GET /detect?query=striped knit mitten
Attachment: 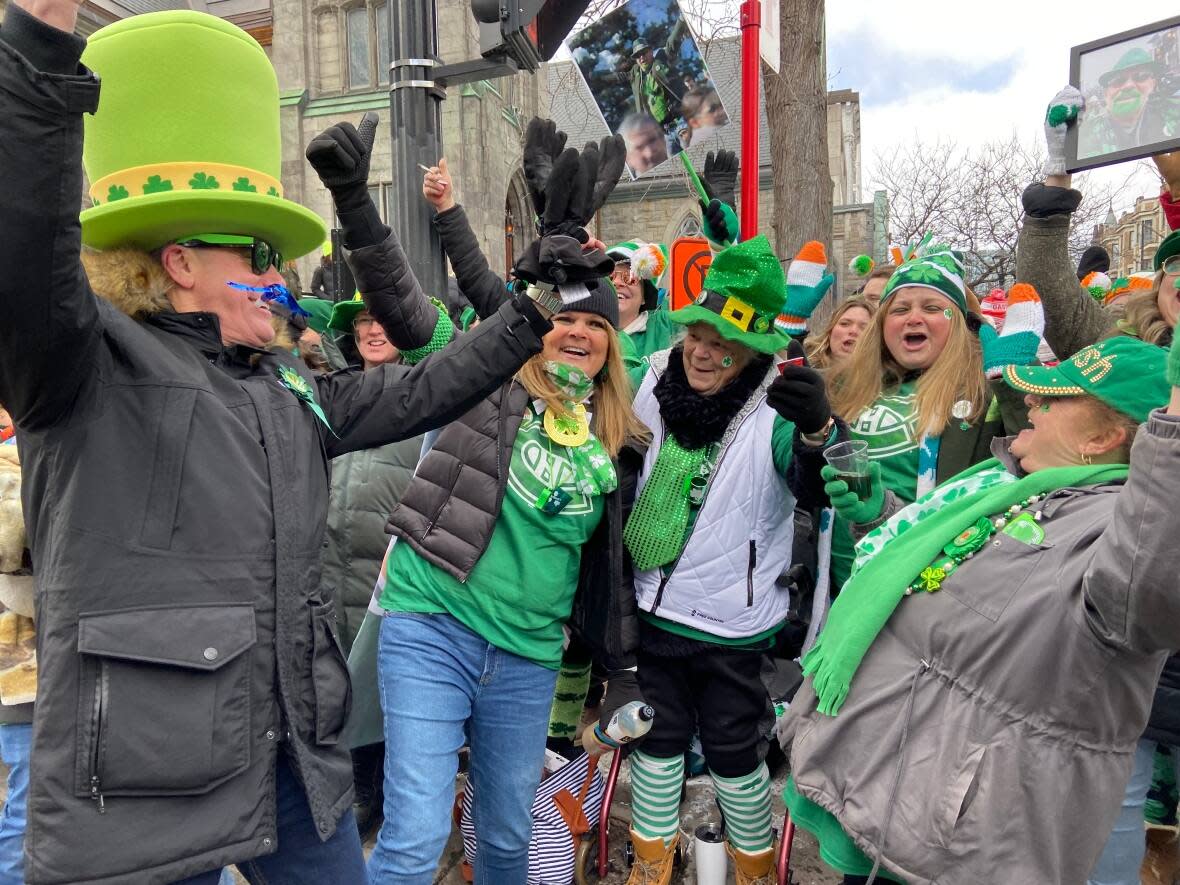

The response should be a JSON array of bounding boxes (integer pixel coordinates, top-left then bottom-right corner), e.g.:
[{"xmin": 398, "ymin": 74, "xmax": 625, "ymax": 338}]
[
  {"xmin": 776, "ymin": 241, "xmax": 835, "ymax": 336},
  {"xmin": 980, "ymin": 283, "xmax": 1045, "ymax": 378}
]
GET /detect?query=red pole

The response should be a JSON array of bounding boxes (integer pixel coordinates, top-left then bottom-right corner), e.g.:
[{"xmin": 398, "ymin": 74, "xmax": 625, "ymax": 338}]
[{"xmin": 739, "ymin": 0, "xmax": 761, "ymax": 240}]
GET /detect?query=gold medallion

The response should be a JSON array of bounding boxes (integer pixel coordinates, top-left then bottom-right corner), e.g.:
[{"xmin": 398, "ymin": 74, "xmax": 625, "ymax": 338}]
[{"xmin": 543, "ymin": 404, "xmax": 590, "ymax": 447}]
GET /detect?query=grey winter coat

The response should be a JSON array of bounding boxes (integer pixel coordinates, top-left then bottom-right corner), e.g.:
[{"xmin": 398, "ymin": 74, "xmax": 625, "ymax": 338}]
[
  {"xmin": 322, "ymin": 436, "xmax": 422, "ymax": 653},
  {"xmin": 781, "ymin": 423, "xmax": 1180, "ymax": 885},
  {"xmin": 0, "ymin": 10, "xmax": 550, "ymax": 883},
  {"xmin": 1016, "ymin": 182, "xmax": 1180, "ymax": 748}
]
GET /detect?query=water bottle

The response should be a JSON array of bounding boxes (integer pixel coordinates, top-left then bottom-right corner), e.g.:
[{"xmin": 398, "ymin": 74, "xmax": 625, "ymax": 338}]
[{"xmin": 593, "ymin": 700, "xmax": 655, "ymax": 749}]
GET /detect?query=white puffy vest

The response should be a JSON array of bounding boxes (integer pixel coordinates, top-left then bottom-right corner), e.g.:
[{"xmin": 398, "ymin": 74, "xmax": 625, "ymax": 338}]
[{"xmin": 632, "ymin": 351, "xmax": 796, "ymax": 639}]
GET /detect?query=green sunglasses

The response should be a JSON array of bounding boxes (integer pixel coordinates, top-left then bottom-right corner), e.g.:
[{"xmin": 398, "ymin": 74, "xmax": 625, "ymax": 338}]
[{"xmin": 178, "ymin": 234, "xmax": 284, "ymax": 275}]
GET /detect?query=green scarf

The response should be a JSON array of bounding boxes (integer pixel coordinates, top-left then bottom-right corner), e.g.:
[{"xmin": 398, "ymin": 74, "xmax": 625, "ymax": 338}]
[
  {"xmin": 623, "ymin": 437, "xmax": 709, "ymax": 571},
  {"xmin": 544, "ymin": 361, "xmax": 595, "ymax": 402},
  {"xmin": 541, "ymin": 361, "xmax": 617, "ymax": 497},
  {"xmin": 802, "ymin": 457, "xmax": 1129, "ymax": 716}
]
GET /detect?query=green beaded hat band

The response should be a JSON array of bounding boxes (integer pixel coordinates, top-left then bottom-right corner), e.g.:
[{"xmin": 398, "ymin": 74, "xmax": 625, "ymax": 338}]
[{"xmin": 1003, "ymin": 336, "xmax": 1169, "ymax": 424}]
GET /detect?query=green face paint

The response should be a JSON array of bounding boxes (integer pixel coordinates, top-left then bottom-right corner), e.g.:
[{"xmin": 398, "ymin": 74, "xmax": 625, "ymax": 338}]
[
  {"xmin": 1173, "ymin": 277, "xmax": 1180, "ymax": 291},
  {"xmin": 1039, "ymin": 403, "xmax": 1051, "ymax": 412}
]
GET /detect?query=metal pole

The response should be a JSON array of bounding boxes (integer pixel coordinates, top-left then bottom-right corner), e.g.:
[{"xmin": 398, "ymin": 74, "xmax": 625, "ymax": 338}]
[
  {"xmin": 388, "ymin": 1, "xmax": 447, "ymax": 300},
  {"xmin": 739, "ymin": 0, "xmax": 761, "ymax": 240}
]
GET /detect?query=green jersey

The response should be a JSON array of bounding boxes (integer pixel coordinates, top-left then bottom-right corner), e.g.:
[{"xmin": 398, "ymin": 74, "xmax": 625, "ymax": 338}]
[
  {"xmin": 830, "ymin": 381, "xmax": 920, "ymax": 588},
  {"xmin": 381, "ymin": 404, "xmax": 605, "ymax": 668}
]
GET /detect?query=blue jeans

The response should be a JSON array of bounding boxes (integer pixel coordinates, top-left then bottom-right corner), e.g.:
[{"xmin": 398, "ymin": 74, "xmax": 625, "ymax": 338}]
[
  {"xmin": 1089, "ymin": 739, "xmax": 1180, "ymax": 885},
  {"xmin": 171, "ymin": 753, "xmax": 367, "ymax": 885},
  {"xmin": 0, "ymin": 723, "xmax": 31, "ymax": 885},
  {"xmin": 368, "ymin": 612, "xmax": 558, "ymax": 884}
]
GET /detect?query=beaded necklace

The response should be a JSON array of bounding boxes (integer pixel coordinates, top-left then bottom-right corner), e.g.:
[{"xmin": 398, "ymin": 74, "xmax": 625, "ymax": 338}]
[{"xmin": 907, "ymin": 494, "xmax": 1045, "ymax": 594}]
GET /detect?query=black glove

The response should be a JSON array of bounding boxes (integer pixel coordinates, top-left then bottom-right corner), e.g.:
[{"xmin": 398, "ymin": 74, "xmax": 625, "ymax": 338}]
[
  {"xmin": 767, "ymin": 365, "xmax": 831, "ymax": 435},
  {"xmin": 306, "ymin": 112, "xmax": 387, "ymax": 249},
  {"xmin": 522, "ymin": 117, "xmax": 568, "ymax": 219},
  {"xmin": 596, "ymin": 670, "xmax": 646, "ymax": 754},
  {"xmin": 1020, "ymin": 181, "xmax": 1082, "ymax": 219},
  {"xmin": 306, "ymin": 111, "xmax": 379, "ymax": 211},
  {"xmin": 703, "ymin": 198, "xmax": 735, "ymax": 245},
  {"xmin": 702, "ymin": 149, "xmax": 738, "ymax": 208}
]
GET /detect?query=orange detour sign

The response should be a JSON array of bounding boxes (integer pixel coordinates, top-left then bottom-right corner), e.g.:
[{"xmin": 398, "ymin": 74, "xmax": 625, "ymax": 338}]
[{"xmin": 669, "ymin": 237, "xmax": 712, "ymax": 311}]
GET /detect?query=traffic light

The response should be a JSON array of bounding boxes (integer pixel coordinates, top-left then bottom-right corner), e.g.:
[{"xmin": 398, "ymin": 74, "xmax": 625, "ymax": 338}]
[{"xmin": 471, "ymin": 1, "xmax": 592, "ymax": 71}]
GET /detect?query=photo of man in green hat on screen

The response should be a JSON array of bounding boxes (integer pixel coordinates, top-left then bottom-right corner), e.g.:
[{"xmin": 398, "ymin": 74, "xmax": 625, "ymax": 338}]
[
  {"xmin": 0, "ymin": 1, "xmax": 557, "ymax": 882},
  {"xmin": 1079, "ymin": 44, "xmax": 1180, "ymax": 158}
]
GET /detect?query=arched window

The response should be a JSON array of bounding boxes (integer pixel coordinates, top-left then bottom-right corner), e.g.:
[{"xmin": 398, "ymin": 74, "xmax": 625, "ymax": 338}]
[{"xmin": 671, "ymin": 211, "xmax": 702, "ymax": 242}]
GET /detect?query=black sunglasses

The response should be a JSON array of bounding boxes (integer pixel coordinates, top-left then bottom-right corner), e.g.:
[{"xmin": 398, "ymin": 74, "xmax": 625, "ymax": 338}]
[{"xmin": 178, "ymin": 236, "xmax": 284, "ymax": 275}]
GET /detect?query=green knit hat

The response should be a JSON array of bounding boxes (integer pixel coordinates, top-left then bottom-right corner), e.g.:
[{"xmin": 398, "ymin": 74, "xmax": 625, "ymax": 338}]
[
  {"xmin": 881, "ymin": 246, "xmax": 968, "ymax": 314},
  {"xmin": 1154, "ymin": 229, "xmax": 1180, "ymax": 272},
  {"xmin": 79, "ymin": 11, "xmax": 326, "ymax": 258},
  {"xmin": 1004, "ymin": 336, "xmax": 1168, "ymax": 424},
  {"xmin": 296, "ymin": 297, "xmax": 333, "ymax": 335},
  {"xmin": 669, "ymin": 234, "xmax": 791, "ymax": 355},
  {"xmin": 328, "ymin": 292, "xmax": 366, "ymax": 333}
]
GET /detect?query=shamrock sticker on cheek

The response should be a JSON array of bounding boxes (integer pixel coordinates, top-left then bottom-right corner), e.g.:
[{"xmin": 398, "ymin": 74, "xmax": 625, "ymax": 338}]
[{"xmin": 943, "ymin": 308, "xmax": 953, "ymax": 320}]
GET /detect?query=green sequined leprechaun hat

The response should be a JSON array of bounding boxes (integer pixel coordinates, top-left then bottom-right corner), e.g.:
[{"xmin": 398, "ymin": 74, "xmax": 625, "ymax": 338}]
[
  {"xmin": 79, "ymin": 11, "xmax": 326, "ymax": 258},
  {"xmin": 669, "ymin": 234, "xmax": 791, "ymax": 355}
]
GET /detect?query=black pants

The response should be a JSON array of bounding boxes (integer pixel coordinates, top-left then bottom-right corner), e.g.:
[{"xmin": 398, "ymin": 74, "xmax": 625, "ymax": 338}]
[{"xmin": 636, "ymin": 645, "xmax": 771, "ymax": 777}]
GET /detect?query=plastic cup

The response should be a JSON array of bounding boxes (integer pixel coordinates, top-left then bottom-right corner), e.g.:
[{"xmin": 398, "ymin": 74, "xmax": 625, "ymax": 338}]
[{"xmin": 823, "ymin": 440, "xmax": 872, "ymax": 501}]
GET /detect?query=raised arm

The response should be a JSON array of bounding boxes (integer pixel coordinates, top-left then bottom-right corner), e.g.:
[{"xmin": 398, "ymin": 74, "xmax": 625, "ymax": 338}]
[
  {"xmin": 319, "ymin": 290, "xmax": 551, "ymax": 456},
  {"xmin": 1082, "ymin": 343, "xmax": 1180, "ymax": 654},
  {"xmin": 0, "ymin": 2, "xmax": 104, "ymax": 431},
  {"xmin": 423, "ymin": 159, "xmax": 512, "ymax": 320}
]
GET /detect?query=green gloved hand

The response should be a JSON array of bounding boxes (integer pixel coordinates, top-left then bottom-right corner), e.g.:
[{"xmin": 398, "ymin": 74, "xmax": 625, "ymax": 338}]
[
  {"xmin": 1168, "ymin": 307, "xmax": 1180, "ymax": 388},
  {"xmin": 821, "ymin": 462, "xmax": 884, "ymax": 524}
]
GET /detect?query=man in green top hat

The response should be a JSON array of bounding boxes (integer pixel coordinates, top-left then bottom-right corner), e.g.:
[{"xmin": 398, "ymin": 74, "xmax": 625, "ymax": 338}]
[
  {"xmin": 0, "ymin": 2, "xmax": 559, "ymax": 882},
  {"xmin": 1080, "ymin": 46, "xmax": 1180, "ymax": 157}
]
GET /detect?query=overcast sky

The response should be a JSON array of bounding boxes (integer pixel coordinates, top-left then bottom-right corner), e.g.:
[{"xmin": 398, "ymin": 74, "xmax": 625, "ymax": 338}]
[{"xmin": 825, "ymin": 0, "xmax": 1178, "ymax": 212}]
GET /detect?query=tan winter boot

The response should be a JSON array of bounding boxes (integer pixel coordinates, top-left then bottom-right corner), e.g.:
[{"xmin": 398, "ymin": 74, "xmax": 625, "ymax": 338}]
[
  {"xmin": 727, "ymin": 841, "xmax": 777, "ymax": 885},
  {"xmin": 1141, "ymin": 827, "xmax": 1180, "ymax": 885},
  {"xmin": 625, "ymin": 830, "xmax": 678, "ymax": 885}
]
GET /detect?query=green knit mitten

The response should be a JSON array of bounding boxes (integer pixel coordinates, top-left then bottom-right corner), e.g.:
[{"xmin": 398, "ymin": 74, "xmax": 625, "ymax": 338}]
[
  {"xmin": 1168, "ymin": 315, "xmax": 1180, "ymax": 388},
  {"xmin": 979, "ymin": 283, "xmax": 1044, "ymax": 379}
]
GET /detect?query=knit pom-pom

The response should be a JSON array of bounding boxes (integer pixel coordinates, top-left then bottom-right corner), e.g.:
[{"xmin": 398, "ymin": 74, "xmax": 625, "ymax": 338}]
[
  {"xmin": 848, "ymin": 254, "xmax": 874, "ymax": 277},
  {"xmin": 1006, "ymin": 283, "xmax": 1041, "ymax": 306},
  {"xmin": 631, "ymin": 242, "xmax": 667, "ymax": 282},
  {"xmin": 1081, "ymin": 271, "xmax": 1111, "ymax": 294}
]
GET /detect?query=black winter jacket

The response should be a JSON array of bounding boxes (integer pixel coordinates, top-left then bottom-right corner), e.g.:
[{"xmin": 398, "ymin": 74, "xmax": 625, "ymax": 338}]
[{"xmin": 0, "ymin": 9, "xmax": 550, "ymax": 883}]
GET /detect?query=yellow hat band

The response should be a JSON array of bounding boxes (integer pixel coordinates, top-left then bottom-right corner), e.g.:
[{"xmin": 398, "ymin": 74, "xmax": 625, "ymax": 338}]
[{"xmin": 89, "ymin": 162, "xmax": 284, "ymax": 207}]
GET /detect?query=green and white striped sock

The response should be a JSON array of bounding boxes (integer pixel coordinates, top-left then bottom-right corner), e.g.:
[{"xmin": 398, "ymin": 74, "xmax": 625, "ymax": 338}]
[
  {"xmin": 546, "ymin": 658, "xmax": 591, "ymax": 741},
  {"xmin": 710, "ymin": 762, "xmax": 773, "ymax": 853},
  {"xmin": 629, "ymin": 750, "xmax": 684, "ymax": 845}
]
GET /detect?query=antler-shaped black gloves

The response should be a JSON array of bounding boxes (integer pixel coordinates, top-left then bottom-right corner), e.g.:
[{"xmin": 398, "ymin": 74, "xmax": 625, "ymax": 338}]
[
  {"xmin": 701, "ymin": 148, "xmax": 738, "ymax": 210},
  {"xmin": 522, "ymin": 117, "xmax": 568, "ymax": 220},
  {"xmin": 516, "ymin": 119, "xmax": 626, "ymax": 287}
]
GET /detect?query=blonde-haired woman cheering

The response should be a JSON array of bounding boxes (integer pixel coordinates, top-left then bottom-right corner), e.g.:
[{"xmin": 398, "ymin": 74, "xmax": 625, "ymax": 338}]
[
  {"xmin": 804, "ymin": 295, "xmax": 876, "ymax": 371},
  {"xmin": 822, "ymin": 248, "xmax": 1026, "ymax": 587}
]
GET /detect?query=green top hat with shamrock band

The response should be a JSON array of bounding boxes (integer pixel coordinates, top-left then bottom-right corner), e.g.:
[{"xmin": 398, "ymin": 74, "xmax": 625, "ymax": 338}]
[
  {"xmin": 79, "ymin": 11, "xmax": 326, "ymax": 258},
  {"xmin": 669, "ymin": 234, "xmax": 791, "ymax": 355},
  {"xmin": 881, "ymin": 245, "xmax": 968, "ymax": 315}
]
